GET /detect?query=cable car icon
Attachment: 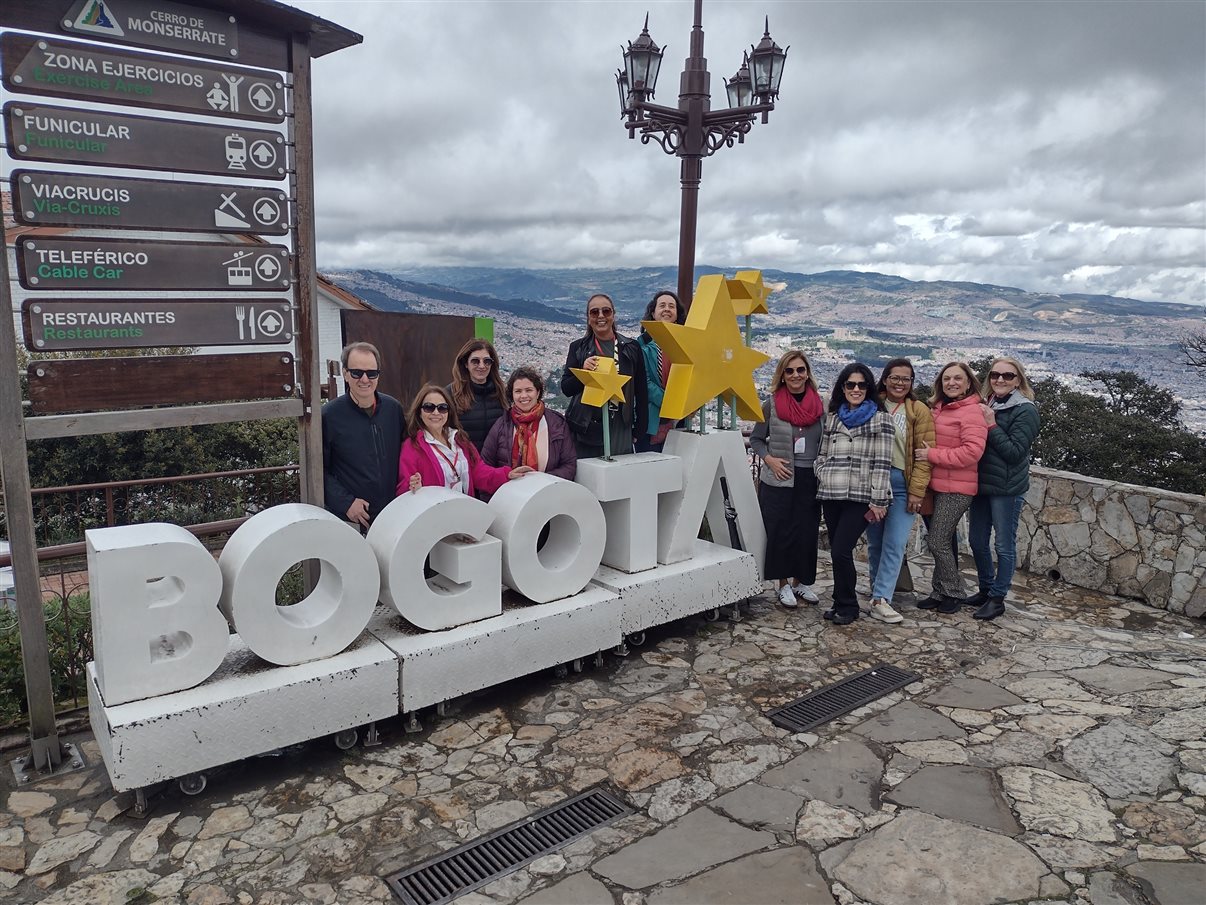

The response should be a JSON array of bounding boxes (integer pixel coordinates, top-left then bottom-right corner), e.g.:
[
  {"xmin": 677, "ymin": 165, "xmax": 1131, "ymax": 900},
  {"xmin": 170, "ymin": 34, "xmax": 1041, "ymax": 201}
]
[
  {"xmin": 225, "ymin": 133, "xmax": 247, "ymax": 170},
  {"xmin": 223, "ymin": 251, "xmax": 254, "ymax": 286}
]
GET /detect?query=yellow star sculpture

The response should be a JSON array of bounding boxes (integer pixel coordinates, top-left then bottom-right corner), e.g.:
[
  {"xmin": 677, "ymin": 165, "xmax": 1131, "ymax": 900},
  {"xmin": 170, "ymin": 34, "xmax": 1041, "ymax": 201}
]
[
  {"xmin": 729, "ymin": 270, "xmax": 770, "ymax": 316},
  {"xmin": 642, "ymin": 274, "xmax": 770, "ymax": 421},
  {"xmin": 569, "ymin": 355, "xmax": 631, "ymax": 408}
]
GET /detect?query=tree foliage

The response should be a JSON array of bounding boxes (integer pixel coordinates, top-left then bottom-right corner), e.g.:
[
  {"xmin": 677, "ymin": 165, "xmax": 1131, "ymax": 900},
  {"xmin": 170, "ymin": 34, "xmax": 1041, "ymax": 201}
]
[
  {"xmin": 1180, "ymin": 329, "xmax": 1206, "ymax": 372},
  {"xmin": 1030, "ymin": 375, "xmax": 1205, "ymax": 496},
  {"xmin": 1080, "ymin": 369, "xmax": 1181, "ymax": 426}
]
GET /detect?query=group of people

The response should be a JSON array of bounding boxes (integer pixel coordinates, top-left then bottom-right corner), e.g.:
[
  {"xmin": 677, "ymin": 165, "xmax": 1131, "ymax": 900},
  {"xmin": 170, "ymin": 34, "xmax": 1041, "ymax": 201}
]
[
  {"xmin": 320, "ymin": 290, "xmax": 686, "ymax": 524},
  {"xmin": 752, "ymin": 351, "xmax": 1040, "ymax": 625},
  {"xmin": 321, "ymin": 299, "xmax": 1039, "ymax": 628}
]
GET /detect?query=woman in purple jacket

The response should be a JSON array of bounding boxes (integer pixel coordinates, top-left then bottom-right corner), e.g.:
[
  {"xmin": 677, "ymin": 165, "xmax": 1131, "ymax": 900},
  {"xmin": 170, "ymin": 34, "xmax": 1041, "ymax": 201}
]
[{"xmin": 482, "ymin": 367, "xmax": 577, "ymax": 480}]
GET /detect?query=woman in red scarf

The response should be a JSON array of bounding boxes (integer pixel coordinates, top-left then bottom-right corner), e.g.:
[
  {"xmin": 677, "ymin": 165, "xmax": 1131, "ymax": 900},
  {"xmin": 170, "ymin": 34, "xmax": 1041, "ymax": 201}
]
[
  {"xmin": 749, "ymin": 351, "xmax": 826, "ymax": 608},
  {"xmin": 482, "ymin": 367, "xmax": 577, "ymax": 480}
]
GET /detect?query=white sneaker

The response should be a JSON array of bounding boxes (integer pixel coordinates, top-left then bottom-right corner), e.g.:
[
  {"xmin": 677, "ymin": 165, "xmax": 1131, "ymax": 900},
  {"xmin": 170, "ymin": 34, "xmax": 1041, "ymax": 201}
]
[
  {"xmin": 777, "ymin": 585, "xmax": 798, "ymax": 608},
  {"xmin": 869, "ymin": 598, "xmax": 904, "ymax": 624},
  {"xmin": 792, "ymin": 584, "xmax": 820, "ymax": 604}
]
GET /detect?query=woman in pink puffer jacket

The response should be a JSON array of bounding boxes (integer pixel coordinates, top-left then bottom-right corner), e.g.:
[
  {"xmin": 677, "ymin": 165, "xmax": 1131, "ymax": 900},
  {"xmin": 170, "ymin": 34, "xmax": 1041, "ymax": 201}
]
[{"xmin": 915, "ymin": 362, "xmax": 988, "ymax": 613}]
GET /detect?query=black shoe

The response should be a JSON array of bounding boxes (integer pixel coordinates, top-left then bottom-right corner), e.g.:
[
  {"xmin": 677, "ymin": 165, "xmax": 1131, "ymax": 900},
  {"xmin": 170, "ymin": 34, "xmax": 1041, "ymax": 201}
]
[
  {"xmin": 917, "ymin": 595, "xmax": 942, "ymax": 610},
  {"xmin": 963, "ymin": 589, "xmax": 991, "ymax": 608},
  {"xmin": 823, "ymin": 609, "xmax": 836, "ymax": 621},
  {"xmin": 937, "ymin": 596, "xmax": 962, "ymax": 614},
  {"xmin": 973, "ymin": 596, "xmax": 1006, "ymax": 620},
  {"xmin": 830, "ymin": 611, "xmax": 858, "ymax": 625}
]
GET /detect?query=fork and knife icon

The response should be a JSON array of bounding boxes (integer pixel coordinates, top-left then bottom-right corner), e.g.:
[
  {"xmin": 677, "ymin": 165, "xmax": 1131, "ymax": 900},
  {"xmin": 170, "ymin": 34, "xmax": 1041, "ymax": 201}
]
[{"xmin": 235, "ymin": 305, "xmax": 257, "ymax": 340}]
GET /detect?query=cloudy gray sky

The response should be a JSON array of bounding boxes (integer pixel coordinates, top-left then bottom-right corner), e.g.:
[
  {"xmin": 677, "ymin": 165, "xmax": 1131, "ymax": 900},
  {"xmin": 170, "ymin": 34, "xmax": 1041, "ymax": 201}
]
[{"xmin": 293, "ymin": 0, "xmax": 1206, "ymax": 306}]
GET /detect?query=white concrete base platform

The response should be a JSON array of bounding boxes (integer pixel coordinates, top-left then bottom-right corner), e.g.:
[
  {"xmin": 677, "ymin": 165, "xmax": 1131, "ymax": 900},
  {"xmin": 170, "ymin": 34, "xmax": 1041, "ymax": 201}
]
[
  {"xmin": 88, "ymin": 633, "xmax": 399, "ymax": 792},
  {"xmin": 592, "ymin": 540, "xmax": 763, "ymax": 635},
  {"xmin": 367, "ymin": 586, "xmax": 623, "ymax": 713}
]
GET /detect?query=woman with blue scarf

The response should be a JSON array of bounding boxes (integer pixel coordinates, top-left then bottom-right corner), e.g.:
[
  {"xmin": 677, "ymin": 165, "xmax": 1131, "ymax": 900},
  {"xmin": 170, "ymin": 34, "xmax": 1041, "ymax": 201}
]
[{"xmin": 814, "ymin": 362, "xmax": 894, "ymax": 625}]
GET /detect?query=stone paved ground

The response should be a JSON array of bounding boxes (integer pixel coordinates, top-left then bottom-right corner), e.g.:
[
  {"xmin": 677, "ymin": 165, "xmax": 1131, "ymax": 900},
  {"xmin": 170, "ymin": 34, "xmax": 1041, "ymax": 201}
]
[{"xmin": 1, "ymin": 556, "xmax": 1204, "ymax": 905}]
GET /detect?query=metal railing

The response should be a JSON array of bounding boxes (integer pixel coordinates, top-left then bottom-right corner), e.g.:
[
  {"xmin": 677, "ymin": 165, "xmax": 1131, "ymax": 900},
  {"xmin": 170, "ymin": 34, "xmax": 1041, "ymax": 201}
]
[{"xmin": 0, "ymin": 466, "xmax": 300, "ymax": 729}]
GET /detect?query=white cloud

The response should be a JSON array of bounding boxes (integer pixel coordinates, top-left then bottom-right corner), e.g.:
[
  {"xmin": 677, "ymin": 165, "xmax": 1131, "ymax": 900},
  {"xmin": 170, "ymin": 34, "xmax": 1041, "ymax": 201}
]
[{"xmin": 294, "ymin": 0, "xmax": 1206, "ymax": 305}]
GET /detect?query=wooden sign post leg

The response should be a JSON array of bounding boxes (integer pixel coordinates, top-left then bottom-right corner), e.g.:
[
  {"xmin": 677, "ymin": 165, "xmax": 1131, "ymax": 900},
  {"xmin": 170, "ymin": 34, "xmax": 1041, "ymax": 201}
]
[{"xmin": 0, "ymin": 222, "xmax": 64, "ymax": 776}]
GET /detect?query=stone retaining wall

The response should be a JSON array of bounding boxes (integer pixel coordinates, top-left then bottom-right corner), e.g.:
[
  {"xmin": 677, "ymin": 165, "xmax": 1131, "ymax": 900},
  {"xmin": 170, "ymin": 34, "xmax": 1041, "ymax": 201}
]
[{"xmin": 1018, "ymin": 466, "xmax": 1205, "ymax": 618}]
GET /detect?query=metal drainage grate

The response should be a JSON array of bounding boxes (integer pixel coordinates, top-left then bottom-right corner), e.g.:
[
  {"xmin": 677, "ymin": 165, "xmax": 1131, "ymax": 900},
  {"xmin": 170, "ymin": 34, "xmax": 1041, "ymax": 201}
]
[
  {"xmin": 766, "ymin": 663, "xmax": 920, "ymax": 733},
  {"xmin": 386, "ymin": 787, "xmax": 633, "ymax": 905}
]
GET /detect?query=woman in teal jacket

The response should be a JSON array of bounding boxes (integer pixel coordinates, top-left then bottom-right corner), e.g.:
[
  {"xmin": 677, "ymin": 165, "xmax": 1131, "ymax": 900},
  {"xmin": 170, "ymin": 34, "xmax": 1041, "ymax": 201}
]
[
  {"xmin": 966, "ymin": 356, "xmax": 1040, "ymax": 621},
  {"xmin": 636, "ymin": 290, "xmax": 686, "ymax": 452}
]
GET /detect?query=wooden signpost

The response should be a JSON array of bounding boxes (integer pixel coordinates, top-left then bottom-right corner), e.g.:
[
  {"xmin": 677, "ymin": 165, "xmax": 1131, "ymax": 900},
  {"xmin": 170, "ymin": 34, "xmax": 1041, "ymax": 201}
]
[{"xmin": 0, "ymin": 0, "xmax": 361, "ymax": 779}]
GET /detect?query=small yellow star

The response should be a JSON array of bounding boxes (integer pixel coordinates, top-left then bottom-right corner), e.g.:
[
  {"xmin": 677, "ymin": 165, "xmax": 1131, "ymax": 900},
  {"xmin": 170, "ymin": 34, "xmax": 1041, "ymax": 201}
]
[
  {"xmin": 643, "ymin": 274, "xmax": 770, "ymax": 421},
  {"xmin": 729, "ymin": 270, "xmax": 770, "ymax": 316},
  {"xmin": 569, "ymin": 355, "xmax": 631, "ymax": 408}
]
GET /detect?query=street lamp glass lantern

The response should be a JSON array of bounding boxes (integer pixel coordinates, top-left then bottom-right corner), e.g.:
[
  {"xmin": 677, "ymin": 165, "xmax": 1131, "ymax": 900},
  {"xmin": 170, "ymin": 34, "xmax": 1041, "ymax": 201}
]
[
  {"xmin": 616, "ymin": 68, "xmax": 631, "ymax": 114},
  {"xmin": 725, "ymin": 53, "xmax": 753, "ymax": 108},
  {"xmin": 623, "ymin": 15, "xmax": 663, "ymax": 100},
  {"xmin": 749, "ymin": 18, "xmax": 788, "ymax": 99}
]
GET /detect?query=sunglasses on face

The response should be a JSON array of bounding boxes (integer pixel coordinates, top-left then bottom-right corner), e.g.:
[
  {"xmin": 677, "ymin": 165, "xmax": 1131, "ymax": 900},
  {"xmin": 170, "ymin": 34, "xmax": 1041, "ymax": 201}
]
[
  {"xmin": 844, "ymin": 380, "xmax": 868, "ymax": 390},
  {"xmin": 588, "ymin": 308, "xmax": 614, "ymax": 317},
  {"xmin": 989, "ymin": 371, "xmax": 1018, "ymax": 381},
  {"xmin": 420, "ymin": 402, "xmax": 450, "ymax": 413},
  {"xmin": 467, "ymin": 357, "xmax": 493, "ymax": 367},
  {"xmin": 783, "ymin": 366, "xmax": 808, "ymax": 376},
  {"xmin": 346, "ymin": 368, "xmax": 380, "ymax": 380}
]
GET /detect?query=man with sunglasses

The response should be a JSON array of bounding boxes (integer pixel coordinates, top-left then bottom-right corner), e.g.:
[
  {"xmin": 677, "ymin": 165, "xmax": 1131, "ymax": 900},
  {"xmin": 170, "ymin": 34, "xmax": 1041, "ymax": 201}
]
[{"xmin": 321, "ymin": 341, "xmax": 404, "ymax": 530}]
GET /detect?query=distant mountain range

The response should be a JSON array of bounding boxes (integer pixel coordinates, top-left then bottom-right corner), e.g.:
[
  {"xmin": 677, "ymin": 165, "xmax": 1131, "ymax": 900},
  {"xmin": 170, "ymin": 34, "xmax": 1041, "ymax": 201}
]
[{"xmin": 324, "ymin": 266, "xmax": 1203, "ymax": 325}]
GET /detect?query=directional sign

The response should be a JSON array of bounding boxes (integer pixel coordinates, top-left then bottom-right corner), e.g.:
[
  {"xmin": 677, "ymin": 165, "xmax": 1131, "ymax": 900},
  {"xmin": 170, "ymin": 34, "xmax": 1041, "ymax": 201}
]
[
  {"xmin": 61, "ymin": 0, "xmax": 240, "ymax": 61},
  {"xmin": 23, "ymin": 299, "xmax": 293, "ymax": 351},
  {"xmin": 4, "ymin": 102, "xmax": 288, "ymax": 179},
  {"xmin": 12, "ymin": 170, "xmax": 290, "ymax": 235},
  {"xmin": 17, "ymin": 237, "xmax": 293, "ymax": 291},
  {"xmin": 2, "ymin": 34, "xmax": 286, "ymax": 123}
]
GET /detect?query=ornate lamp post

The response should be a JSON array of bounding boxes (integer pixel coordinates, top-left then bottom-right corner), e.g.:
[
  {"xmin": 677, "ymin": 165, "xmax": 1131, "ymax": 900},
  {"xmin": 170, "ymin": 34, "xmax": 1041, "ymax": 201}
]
[{"xmin": 617, "ymin": 0, "xmax": 787, "ymax": 306}]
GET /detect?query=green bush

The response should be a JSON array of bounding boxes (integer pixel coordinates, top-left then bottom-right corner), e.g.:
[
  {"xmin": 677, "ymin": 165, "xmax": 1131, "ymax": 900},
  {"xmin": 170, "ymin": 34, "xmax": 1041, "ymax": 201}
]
[{"xmin": 0, "ymin": 593, "xmax": 92, "ymax": 725}]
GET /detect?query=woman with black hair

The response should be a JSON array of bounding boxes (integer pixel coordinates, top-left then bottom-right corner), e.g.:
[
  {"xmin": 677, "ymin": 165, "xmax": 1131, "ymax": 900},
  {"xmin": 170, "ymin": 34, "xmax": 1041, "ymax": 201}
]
[
  {"xmin": 636, "ymin": 290, "xmax": 686, "ymax": 452},
  {"xmin": 560, "ymin": 293, "xmax": 647, "ymax": 459},
  {"xmin": 864, "ymin": 358, "xmax": 935, "ymax": 624},
  {"xmin": 814, "ymin": 362, "xmax": 894, "ymax": 625},
  {"xmin": 447, "ymin": 339, "xmax": 506, "ymax": 452}
]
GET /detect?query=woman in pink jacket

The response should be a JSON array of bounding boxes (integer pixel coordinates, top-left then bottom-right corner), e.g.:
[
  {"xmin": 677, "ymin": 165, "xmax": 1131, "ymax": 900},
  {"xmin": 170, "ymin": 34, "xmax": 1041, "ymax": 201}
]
[
  {"xmin": 397, "ymin": 384, "xmax": 531, "ymax": 497},
  {"xmin": 914, "ymin": 362, "xmax": 988, "ymax": 614}
]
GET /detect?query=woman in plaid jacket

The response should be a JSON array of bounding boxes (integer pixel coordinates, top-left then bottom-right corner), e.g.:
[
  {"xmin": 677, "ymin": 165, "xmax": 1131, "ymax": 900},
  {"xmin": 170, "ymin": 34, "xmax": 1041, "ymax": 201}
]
[{"xmin": 814, "ymin": 362, "xmax": 895, "ymax": 625}]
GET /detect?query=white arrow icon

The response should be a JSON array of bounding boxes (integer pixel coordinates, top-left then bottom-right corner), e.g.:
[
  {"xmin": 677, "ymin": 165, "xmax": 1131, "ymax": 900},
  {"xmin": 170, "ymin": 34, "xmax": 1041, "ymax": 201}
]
[
  {"xmin": 248, "ymin": 82, "xmax": 277, "ymax": 112},
  {"xmin": 255, "ymin": 254, "xmax": 281, "ymax": 281},
  {"xmin": 253, "ymin": 199, "xmax": 281, "ymax": 225},
  {"xmin": 248, "ymin": 140, "xmax": 277, "ymax": 169},
  {"xmin": 257, "ymin": 309, "xmax": 284, "ymax": 337}
]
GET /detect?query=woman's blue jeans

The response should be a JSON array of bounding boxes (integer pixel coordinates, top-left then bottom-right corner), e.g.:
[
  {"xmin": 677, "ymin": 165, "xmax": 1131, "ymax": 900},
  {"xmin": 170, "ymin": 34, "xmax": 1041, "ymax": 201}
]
[
  {"xmin": 969, "ymin": 494, "xmax": 1025, "ymax": 597},
  {"xmin": 866, "ymin": 468, "xmax": 915, "ymax": 602}
]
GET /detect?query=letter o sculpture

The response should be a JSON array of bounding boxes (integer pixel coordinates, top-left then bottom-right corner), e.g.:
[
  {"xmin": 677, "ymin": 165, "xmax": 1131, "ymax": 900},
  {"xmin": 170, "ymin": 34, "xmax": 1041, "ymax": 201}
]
[
  {"xmin": 218, "ymin": 503, "xmax": 380, "ymax": 665},
  {"xmin": 487, "ymin": 473, "xmax": 606, "ymax": 603}
]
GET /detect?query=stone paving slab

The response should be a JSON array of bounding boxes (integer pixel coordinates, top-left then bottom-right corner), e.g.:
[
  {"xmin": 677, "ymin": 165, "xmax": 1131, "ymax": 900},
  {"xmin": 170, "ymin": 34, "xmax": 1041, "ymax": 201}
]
[
  {"xmin": 709, "ymin": 781, "xmax": 804, "ymax": 833},
  {"xmin": 885, "ymin": 764, "xmax": 1021, "ymax": 834},
  {"xmin": 921, "ymin": 676, "xmax": 1026, "ymax": 710},
  {"xmin": 1126, "ymin": 860, "xmax": 1206, "ymax": 905},
  {"xmin": 759, "ymin": 738, "xmax": 883, "ymax": 815},
  {"xmin": 592, "ymin": 806, "xmax": 775, "ymax": 889},
  {"xmin": 830, "ymin": 810, "xmax": 1049, "ymax": 905},
  {"xmin": 516, "ymin": 871, "xmax": 614, "ymax": 904},
  {"xmin": 851, "ymin": 700, "xmax": 965, "ymax": 742},
  {"xmin": 645, "ymin": 846, "xmax": 835, "ymax": 904}
]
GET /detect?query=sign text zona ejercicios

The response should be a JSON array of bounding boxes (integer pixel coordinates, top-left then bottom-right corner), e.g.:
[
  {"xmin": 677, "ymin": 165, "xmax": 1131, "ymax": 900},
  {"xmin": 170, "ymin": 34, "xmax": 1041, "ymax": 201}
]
[{"xmin": 1, "ymin": 34, "xmax": 284, "ymax": 122}]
